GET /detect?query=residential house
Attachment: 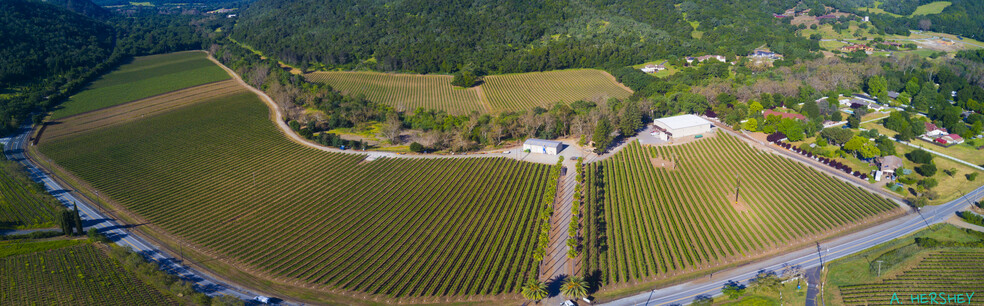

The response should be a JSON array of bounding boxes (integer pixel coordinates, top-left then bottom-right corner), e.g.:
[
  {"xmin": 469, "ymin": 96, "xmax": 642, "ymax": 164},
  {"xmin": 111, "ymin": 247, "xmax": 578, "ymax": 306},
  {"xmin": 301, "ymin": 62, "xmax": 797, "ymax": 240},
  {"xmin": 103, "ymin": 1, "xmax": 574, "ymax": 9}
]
[
  {"xmin": 686, "ymin": 55, "xmax": 726, "ymax": 65},
  {"xmin": 640, "ymin": 64, "xmax": 665, "ymax": 74},
  {"xmin": 842, "ymin": 44, "xmax": 874, "ymax": 52},
  {"xmin": 941, "ymin": 134, "xmax": 964, "ymax": 145},
  {"xmin": 924, "ymin": 122, "xmax": 948, "ymax": 137},
  {"xmin": 888, "ymin": 91, "xmax": 900, "ymax": 99},
  {"xmin": 750, "ymin": 49, "xmax": 784, "ymax": 61},
  {"xmin": 876, "ymin": 156, "xmax": 904, "ymax": 174}
]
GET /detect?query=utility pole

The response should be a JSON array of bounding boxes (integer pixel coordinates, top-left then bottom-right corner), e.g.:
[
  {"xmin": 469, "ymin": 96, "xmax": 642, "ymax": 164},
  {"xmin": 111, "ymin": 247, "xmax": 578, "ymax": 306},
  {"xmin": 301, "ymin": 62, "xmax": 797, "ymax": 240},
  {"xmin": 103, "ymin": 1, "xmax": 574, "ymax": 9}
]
[
  {"xmin": 644, "ymin": 289, "xmax": 655, "ymax": 306},
  {"xmin": 816, "ymin": 242, "xmax": 824, "ymax": 266},
  {"xmin": 876, "ymin": 260, "xmax": 884, "ymax": 276},
  {"xmin": 734, "ymin": 173, "xmax": 741, "ymax": 205}
]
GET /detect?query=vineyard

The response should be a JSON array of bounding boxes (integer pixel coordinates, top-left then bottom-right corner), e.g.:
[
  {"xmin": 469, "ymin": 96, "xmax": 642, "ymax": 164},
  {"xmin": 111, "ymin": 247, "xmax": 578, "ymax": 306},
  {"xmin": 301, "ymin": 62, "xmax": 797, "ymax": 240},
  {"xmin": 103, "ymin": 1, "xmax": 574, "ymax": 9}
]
[
  {"xmin": 0, "ymin": 243, "xmax": 176, "ymax": 305},
  {"xmin": 41, "ymin": 80, "xmax": 245, "ymax": 143},
  {"xmin": 305, "ymin": 71, "xmax": 487, "ymax": 114},
  {"xmin": 52, "ymin": 51, "xmax": 229, "ymax": 119},
  {"xmin": 582, "ymin": 134, "xmax": 899, "ymax": 285},
  {"xmin": 838, "ymin": 250, "xmax": 984, "ymax": 305},
  {"xmin": 0, "ymin": 158, "xmax": 62, "ymax": 229},
  {"xmin": 38, "ymin": 92, "xmax": 555, "ymax": 299},
  {"xmin": 305, "ymin": 69, "xmax": 634, "ymax": 114},
  {"xmin": 482, "ymin": 69, "xmax": 632, "ymax": 112}
]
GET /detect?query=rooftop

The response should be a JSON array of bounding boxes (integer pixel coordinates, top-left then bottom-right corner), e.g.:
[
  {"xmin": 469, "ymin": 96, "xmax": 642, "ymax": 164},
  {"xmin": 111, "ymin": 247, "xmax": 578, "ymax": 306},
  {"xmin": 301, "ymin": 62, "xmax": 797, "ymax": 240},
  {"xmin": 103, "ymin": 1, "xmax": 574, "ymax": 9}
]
[
  {"xmin": 523, "ymin": 138, "xmax": 563, "ymax": 147},
  {"xmin": 654, "ymin": 114, "xmax": 711, "ymax": 130}
]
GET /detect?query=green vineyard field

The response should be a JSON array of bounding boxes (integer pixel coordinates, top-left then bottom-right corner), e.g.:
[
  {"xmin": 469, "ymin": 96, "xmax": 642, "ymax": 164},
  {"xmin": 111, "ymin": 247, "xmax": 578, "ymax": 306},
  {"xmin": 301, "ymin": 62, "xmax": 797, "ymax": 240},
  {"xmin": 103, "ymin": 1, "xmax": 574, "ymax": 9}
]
[
  {"xmin": 305, "ymin": 71, "xmax": 486, "ymax": 114},
  {"xmin": 482, "ymin": 69, "xmax": 632, "ymax": 112},
  {"xmin": 0, "ymin": 243, "xmax": 176, "ymax": 305},
  {"xmin": 52, "ymin": 51, "xmax": 229, "ymax": 119},
  {"xmin": 0, "ymin": 158, "xmax": 62, "ymax": 229},
  {"xmin": 838, "ymin": 250, "xmax": 984, "ymax": 305},
  {"xmin": 39, "ymin": 92, "xmax": 554, "ymax": 298},
  {"xmin": 582, "ymin": 134, "xmax": 899, "ymax": 285},
  {"xmin": 305, "ymin": 69, "xmax": 633, "ymax": 114}
]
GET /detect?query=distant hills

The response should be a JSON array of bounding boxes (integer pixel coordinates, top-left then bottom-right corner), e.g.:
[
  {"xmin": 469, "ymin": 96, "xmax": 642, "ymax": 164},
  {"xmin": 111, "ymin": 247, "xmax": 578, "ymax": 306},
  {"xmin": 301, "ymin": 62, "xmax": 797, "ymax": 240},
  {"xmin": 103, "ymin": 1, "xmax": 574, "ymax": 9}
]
[
  {"xmin": 0, "ymin": 0, "xmax": 114, "ymax": 85},
  {"xmin": 231, "ymin": 0, "xmax": 822, "ymax": 74}
]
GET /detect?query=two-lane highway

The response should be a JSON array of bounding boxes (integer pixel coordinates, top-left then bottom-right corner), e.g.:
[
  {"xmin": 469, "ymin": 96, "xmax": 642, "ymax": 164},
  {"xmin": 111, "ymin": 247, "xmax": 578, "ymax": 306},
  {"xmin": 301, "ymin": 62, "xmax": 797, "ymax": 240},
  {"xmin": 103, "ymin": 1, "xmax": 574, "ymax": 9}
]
[
  {"xmin": 604, "ymin": 184, "xmax": 984, "ymax": 306},
  {"xmin": 1, "ymin": 125, "xmax": 281, "ymax": 304}
]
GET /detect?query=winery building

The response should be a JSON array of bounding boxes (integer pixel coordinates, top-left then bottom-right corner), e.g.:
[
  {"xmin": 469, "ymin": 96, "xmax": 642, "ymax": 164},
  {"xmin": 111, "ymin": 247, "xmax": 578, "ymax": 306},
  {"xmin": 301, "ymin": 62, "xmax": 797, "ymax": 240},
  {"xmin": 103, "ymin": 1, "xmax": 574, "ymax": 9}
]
[
  {"xmin": 523, "ymin": 139, "xmax": 564, "ymax": 155},
  {"xmin": 652, "ymin": 114, "xmax": 713, "ymax": 140}
]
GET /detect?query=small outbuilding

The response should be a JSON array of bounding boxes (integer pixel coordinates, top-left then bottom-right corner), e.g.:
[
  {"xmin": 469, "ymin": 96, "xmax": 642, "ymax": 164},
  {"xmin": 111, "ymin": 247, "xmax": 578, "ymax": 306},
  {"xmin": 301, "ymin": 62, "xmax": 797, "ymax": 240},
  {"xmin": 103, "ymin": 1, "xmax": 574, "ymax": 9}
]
[
  {"xmin": 523, "ymin": 139, "xmax": 563, "ymax": 155},
  {"xmin": 653, "ymin": 114, "xmax": 713, "ymax": 139}
]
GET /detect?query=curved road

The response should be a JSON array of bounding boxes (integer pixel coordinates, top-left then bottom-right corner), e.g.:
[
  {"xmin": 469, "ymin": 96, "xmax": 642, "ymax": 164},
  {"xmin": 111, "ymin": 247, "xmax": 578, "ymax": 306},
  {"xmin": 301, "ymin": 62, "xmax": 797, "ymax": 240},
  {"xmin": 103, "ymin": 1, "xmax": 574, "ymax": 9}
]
[
  {"xmin": 16, "ymin": 53, "xmax": 979, "ymax": 306},
  {"xmin": 1, "ymin": 125, "xmax": 286, "ymax": 305},
  {"xmin": 604, "ymin": 184, "xmax": 984, "ymax": 306}
]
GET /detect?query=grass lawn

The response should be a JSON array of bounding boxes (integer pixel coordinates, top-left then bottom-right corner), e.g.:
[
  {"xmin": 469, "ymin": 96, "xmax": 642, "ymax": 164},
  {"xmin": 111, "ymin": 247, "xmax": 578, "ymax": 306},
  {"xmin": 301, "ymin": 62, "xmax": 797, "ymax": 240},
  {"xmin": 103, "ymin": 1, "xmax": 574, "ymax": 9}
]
[
  {"xmin": 819, "ymin": 40, "xmax": 847, "ymax": 50},
  {"xmin": 52, "ymin": 51, "xmax": 229, "ymax": 119},
  {"xmin": 912, "ymin": 1, "xmax": 951, "ymax": 15},
  {"xmin": 890, "ymin": 142, "xmax": 983, "ymax": 204},
  {"xmin": 862, "ymin": 121, "xmax": 984, "ymax": 166},
  {"xmin": 860, "ymin": 1, "xmax": 950, "ymax": 18}
]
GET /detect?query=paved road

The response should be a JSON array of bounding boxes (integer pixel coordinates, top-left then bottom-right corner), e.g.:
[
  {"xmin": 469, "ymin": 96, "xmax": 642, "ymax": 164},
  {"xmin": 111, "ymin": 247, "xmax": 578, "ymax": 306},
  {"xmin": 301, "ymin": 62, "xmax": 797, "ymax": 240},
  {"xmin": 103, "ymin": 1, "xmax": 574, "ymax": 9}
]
[
  {"xmin": 804, "ymin": 266, "xmax": 822, "ymax": 306},
  {"xmin": 603, "ymin": 184, "xmax": 984, "ymax": 306},
  {"xmin": 1, "ymin": 125, "xmax": 283, "ymax": 305}
]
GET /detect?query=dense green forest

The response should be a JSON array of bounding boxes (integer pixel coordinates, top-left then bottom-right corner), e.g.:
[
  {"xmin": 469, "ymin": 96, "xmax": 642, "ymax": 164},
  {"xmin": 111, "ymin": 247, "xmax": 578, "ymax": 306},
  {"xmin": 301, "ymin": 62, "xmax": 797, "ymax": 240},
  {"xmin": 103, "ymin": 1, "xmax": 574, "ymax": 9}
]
[
  {"xmin": 0, "ymin": 0, "xmax": 114, "ymax": 86},
  {"xmin": 0, "ymin": 0, "xmax": 224, "ymax": 135},
  {"xmin": 232, "ymin": 0, "xmax": 824, "ymax": 74}
]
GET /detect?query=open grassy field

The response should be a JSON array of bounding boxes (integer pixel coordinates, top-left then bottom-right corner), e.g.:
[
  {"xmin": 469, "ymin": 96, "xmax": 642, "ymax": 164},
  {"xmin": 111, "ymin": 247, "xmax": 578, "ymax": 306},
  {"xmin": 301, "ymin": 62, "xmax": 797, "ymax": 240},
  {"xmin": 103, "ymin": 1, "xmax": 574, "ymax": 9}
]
[
  {"xmin": 38, "ymin": 91, "xmax": 556, "ymax": 299},
  {"xmin": 582, "ymin": 135, "xmax": 900, "ymax": 287},
  {"xmin": 0, "ymin": 241, "xmax": 176, "ymax": 305},
  {"xmin": 51, "ymin": 51, "xmax": 229, "ymax": 119},
  {"xmin": 860, "ymin": 1, "xmax": 951, "ymax": 17},
  {"xmin": 825, "ymin": 224, "xmax": 984, "ymax": 305},
  {"xmin": 305, "ymin": 71, "xmax": 486, "ymax": 114},
  {"xmin": 0, "ymin": 157, "xmax": 62, "ymax": 230},
  {"xmin": 482, "ymin": 69, "xmax": 632, "ymax": 112}
]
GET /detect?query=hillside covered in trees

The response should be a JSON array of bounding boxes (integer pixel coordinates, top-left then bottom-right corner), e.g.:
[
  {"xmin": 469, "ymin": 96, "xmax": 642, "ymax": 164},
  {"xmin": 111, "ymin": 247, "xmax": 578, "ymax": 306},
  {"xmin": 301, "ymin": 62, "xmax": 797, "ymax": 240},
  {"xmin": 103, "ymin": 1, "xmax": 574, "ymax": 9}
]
[{"xmin": 231, "ymin": 0, "xmax": 824, "ymax": 74}]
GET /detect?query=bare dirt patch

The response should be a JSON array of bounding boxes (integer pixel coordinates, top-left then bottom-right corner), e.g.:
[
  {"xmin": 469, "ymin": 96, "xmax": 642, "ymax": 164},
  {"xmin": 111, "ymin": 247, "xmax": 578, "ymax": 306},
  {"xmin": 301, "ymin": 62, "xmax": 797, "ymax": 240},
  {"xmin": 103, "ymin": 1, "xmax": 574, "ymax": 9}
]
[
  {"xmin": 650, "ymin": 157, "xmax": 676, "ymax": 169},
  {"xmin": 41, "ymin": 80, "xmax": 244, "ymax": 143}
]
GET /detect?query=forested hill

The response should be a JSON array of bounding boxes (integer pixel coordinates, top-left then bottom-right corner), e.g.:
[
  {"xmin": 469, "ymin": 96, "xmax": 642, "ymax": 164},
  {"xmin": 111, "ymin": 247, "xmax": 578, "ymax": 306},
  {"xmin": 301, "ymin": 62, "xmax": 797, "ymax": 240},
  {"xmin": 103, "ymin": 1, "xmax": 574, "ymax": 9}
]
[
  {"xmin": 44, "ymin": 0, "xmax": 110, "ymax": 19},
  {"xmin": 0, "ymin": 0, "xmax": 114, "ymax": 85},
  {"xmin": 231, "ymin": 0, "xmax": 821, "ymax": 74}
]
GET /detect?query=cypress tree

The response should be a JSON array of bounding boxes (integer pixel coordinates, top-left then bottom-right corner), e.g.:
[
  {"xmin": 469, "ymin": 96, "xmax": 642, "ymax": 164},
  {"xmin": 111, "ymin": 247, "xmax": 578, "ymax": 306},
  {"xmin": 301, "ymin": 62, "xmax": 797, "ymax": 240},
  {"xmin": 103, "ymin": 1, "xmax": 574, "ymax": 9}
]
[
  {"xmin": 73, "ymin": 204, "xmax": 84, "ymax": 236},
  {"xmin": 59, "ymin": 209, "xmax": 72, "ymax": 235}
]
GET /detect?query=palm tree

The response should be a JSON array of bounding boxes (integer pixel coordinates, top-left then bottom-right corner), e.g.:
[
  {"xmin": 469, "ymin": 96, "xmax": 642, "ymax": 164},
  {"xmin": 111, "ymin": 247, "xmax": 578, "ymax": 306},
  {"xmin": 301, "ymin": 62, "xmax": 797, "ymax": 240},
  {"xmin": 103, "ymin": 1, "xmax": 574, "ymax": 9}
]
[
  {"xmin": 521, "ymin": 278, "xmax": 547, "ymax": 302},
  {"xmin": 560, "ymin": 276, "xmax": 588, "ymax": 300}
]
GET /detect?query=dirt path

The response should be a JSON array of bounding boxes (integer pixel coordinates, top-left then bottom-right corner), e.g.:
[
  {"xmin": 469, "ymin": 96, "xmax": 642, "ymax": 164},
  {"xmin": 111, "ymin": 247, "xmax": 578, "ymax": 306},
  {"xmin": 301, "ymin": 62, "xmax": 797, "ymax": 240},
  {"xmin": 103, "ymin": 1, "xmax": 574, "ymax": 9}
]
[
  {"xmin": 475, "ymin": 85, "xmax": 493, "ymax": 113},
  {"xmin": 540, "ymin": 158, "xmax": 578, "ymax": 304}
]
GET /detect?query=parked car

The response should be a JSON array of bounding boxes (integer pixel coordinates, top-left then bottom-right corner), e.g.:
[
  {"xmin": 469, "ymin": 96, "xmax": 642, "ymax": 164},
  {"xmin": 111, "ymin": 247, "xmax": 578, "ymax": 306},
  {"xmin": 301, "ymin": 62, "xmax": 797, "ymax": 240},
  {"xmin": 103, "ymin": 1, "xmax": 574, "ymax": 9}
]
[{"xmin": 561, "ymin": 300, "xmax": 576, "ymax": 306}]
